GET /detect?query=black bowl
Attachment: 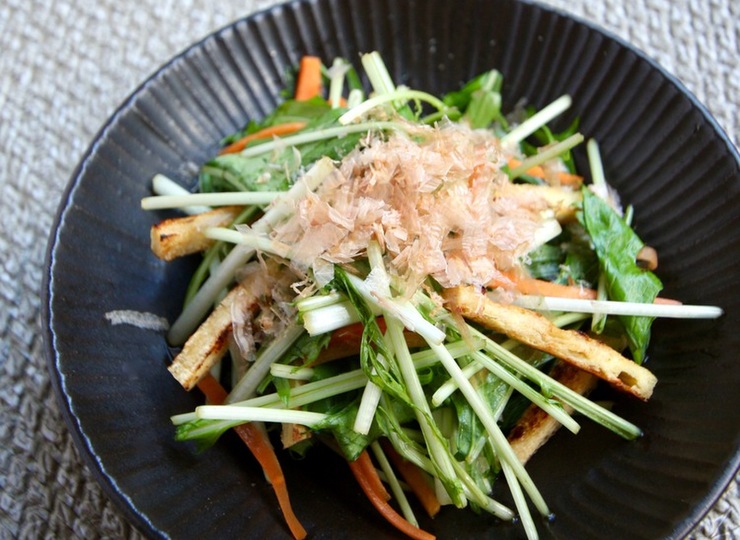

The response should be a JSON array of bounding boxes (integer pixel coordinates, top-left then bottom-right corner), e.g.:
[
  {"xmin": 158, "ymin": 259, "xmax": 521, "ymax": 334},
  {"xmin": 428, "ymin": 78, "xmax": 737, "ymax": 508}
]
[{"xmin": 43, "ymin": 0, "xmax": 740, "ymax": 538}]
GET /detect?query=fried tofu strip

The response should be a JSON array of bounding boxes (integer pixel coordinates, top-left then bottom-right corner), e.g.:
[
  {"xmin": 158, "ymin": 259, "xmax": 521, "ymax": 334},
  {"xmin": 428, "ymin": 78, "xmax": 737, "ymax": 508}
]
[
  {"xmin": 150, "ymin": 205, "xmax": 243, "ymax": 261},
  {"xmin": 282, "ymin": 418, "xmax": 313, "ymax": 449},
  {"xmin": 497, "ymin": 183, "xmax": 581, "ymax": 221},
  {"xmin": 508, "ymin": 362, "xmax": 598, "ymax": 464},
  {"xmin": 443, "ymin": 285, "xmax": 657, "ymax": 400},
  {"xmin": 168, "ymin": 285, "xmax": 244, "ymax": 390}
]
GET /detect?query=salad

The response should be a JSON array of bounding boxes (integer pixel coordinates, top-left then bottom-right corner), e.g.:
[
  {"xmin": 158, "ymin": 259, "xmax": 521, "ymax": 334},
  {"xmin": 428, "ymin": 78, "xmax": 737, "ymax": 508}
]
[{"xmin": 142, "ymin": 52, "xmax": 722, "ymax": 540}]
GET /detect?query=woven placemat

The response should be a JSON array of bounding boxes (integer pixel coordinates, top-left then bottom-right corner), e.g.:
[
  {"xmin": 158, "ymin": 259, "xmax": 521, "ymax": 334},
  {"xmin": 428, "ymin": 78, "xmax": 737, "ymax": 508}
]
[{"xmin": 0, "ymin": 0, "xmax": 737, "ymax": 538}]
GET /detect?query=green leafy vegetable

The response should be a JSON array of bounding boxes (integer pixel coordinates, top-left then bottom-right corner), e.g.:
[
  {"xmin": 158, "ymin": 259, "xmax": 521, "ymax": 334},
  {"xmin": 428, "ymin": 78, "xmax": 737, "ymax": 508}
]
[
  {"xmin": 315, "ymin": 398, "xmax": 376, "ymax": 461},
  {"xmin": 443, "ymin": 69, "xmax": 507, "ymax": 130},
  {"xmin": 580, "ymin": 188, "xmax": 663, "ymax": 363}
]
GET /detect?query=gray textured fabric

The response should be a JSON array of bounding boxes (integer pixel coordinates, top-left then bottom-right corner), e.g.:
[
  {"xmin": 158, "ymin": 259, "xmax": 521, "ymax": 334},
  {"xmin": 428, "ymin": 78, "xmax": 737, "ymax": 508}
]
[{"xmin": 0, "ymin": 0, "xmax": 737, "ymax": 538}]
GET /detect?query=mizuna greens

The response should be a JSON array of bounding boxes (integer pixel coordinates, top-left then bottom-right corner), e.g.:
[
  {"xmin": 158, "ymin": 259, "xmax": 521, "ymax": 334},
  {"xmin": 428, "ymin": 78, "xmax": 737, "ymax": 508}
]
[{"xmin": 144, "ymin": 52, "xmax": 723, "ymax": 540}]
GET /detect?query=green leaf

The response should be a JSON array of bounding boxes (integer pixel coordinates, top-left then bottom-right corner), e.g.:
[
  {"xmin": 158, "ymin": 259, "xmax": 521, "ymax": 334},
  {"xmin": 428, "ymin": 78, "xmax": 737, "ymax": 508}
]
[
  {"xmin": 174, "ymin": 419, "xmax": 231, "ymax": 452},
  {"xmin": 442, "ymin": 70, "xmax": 501, "ymax": 109},
  {"xmin": 274, "ymin": 376, "xmax": 293, "ymax": 405},
  {"xmin": 199, "ymin": 151, "xmax": 297, "ymax": 193},
  {"xmin": 525, "ymin": 244, "xmax": 564, "ymax": 282},
  {"xmin": 314, "ymin": 398, "xmax": 375, "ymax": 461},
  {"xmin": 580, "ymin": 188, "xmax": 663, "ymax": 363},
  {"xmin": 200, "ymin": 108, "xmax": 362, "ymax": 195}
]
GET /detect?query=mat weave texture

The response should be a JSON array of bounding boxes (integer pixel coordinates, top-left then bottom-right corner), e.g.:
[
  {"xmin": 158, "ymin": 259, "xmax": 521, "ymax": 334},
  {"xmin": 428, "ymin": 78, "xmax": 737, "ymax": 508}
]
[{"xmin": 0, "ymin": 0, "xmax": 737, "ymax": 538}]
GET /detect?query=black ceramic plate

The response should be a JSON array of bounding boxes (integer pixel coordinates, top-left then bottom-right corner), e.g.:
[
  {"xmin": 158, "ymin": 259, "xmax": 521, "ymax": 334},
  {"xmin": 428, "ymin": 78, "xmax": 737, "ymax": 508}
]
[{"xmin": 43, "ymin": 0, "xmax": 739, "ymax": 538}]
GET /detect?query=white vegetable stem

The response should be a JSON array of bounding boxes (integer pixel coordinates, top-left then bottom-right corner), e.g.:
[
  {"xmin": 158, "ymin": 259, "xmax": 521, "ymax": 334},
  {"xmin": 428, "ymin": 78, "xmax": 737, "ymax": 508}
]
[
  {"xmin": 450, "ymin": 460, "xmax": 515, "ymax": 520},
  {"xmin": 507, "ymin": 133, "xmax": 584, "ymax": 179},
  {"xmin": 479, "ymin": 331, "xmax": 642, "ymax": 440},
  {"xmin": 532, "ymin": 215, "xmax": 562, "ymax": 248},
  {"xmin": 364, "ymin": 241, "xmax": 465, "ymax": 506},
  {"xmin": 172, "ymin": 339, "xmax": 476, "ymax": 427},
  {"xmin": 151, "ymin": 174, "xmax": 210, "ymax": 214},
  {"xmin": 205, "ymin": 227, "xmax": 292, "ymax": 259},
  {"xmin": 370, "ymin": 442, "xmax": 419, "ymax": 526},
  {"xmin": 591, "ymin": 273, "xmax": 609, "ymax": 333},
  {"xmin": 353, "ymin": 373, "xmax": 384, "ymax": 435},
  {"xmin": 270, "ymin": 364, "xmax": 315, "ymax": 381},
  {"xmin": 195, "ymin": 405, "xmax": 327, "ymax": 426},
  {"xmin": 586, "ymin": 138, "xmax": 618, "ymax": 208},
  {"xmin": 338, "ymin": 89, "xmax": 448, "ymax": 125},
  {"xmin": 167, "ymin": 158, "xmax": 335, "ymax": 345},
  {"xmin": 438, "ymin": 349, "xmax": 581, "ymax": 435},
  {"xmin": 344, "ymin": 272, "xmax": 446, "ymax": 345},
  {"xmin": 386, "ymin": 317, "xmax": 466, "ymax": 507},
  {"xmin": 295, "ymin": 291, "xmax": 346, "ymax": 312},
  {"xmin": 587, "ymin": 137, "xmax": 618, "ymax": 331},
  {"xmin": 141, "ymin": 191, "xmax": 281, "ymax": 210},
  {"xmin": 225, "ymin": 324, "xmax": 304, "ymax": 404},
  {"xmin": 352, "ymin": 240, "xmax": 390, "ymax": 436},
  {"xmin": 427, "ymin": 341, "xmax": 551, "ymax": 517},
  {"xmin": 586, "ymin": 138, "xmax": 607, "ymax": 190},
  {"xmin": 347, "ymin": 88, "xmax": 365, "ymax": 108},
  {"xmin": 328, "ymin": 58, "xmax": 349, "ymax": 109},
  {"xmin": 500, "ymin": 459, "xmax": 540, "ymax": 540},
  {"xmin": 511, "ymin": 295, "xmax": 724, "ymax": 319},
  {"xmin": 501, "ymin": 95, "xmax": 572, "ymax": 146},
  {"xmin": 302, "ymin": 300, "xmax": 367, "ymax": 335},
  {"xmin": 361, "ymin": 51, "xmax": 396, "ymax": 95}
]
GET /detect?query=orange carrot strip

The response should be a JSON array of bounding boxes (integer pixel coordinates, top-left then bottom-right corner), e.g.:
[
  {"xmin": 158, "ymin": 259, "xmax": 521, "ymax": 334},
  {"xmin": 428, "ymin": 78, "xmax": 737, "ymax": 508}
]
[
  {"xmin": 557, "ymin": 171, "xmax": 585, "ymax": 187},
  {"xmin": 234, "ymin": 423, "xmax": 307, "ymax": 540},
  {"xmin": 380, "ymin": 440, "xmax": 441, "ymax": 518},
  {"xmin": 489, "ymin": 271, "xmax": 596, "ymax": 299},
  {"xmin": 507, "ymin": 158, "xmax": 583, "ymax": 187},
  {"xmin": 348, "ymin": 453, "xmax": 436, "ymax": 540},
  {"xmin": 219, "ymin": 121, "xmax": 307, "ymax": 155},
  {"xmin": 294, "ymin": 56, "xmax": 323, "ymax": 101},
  {"xmin": 356, "ymin": 449, "xmax": 390, "ymax": 501},
  {"xmin": 489, "ymin": 270, "xmax": 681, "ymax": 304},
  {"xmin": 508, "ymin": 158, "xmax": 546, "ymax": 178},
  {"xmin": 196, "ymin": 375, "xmax": 307, "ymax": 540},
  {"xmin": 654, "ymin": 297, "xmax": 683, "ymax": 305},
  {"xmin": 196, "ymin": 373, "xmax": 229, "ymax": 404}
]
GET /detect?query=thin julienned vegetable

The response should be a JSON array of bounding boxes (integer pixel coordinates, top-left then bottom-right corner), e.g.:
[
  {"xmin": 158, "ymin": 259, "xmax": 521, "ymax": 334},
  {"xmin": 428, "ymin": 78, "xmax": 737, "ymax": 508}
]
[
  {"xmin": 196, "ymin": 374, "xmax": 307, "ymax": 540},
  {"xmin": 142, "ymin": 52, "xmax": 724, "ymax": 540}
]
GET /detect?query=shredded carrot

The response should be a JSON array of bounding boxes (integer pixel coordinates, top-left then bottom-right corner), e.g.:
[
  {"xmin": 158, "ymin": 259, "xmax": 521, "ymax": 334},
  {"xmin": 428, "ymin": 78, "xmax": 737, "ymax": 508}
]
[
  {"xmin": 219, "ymin": 121, "xmax": 307, "ymax": 155},
  {"xmin": 196, "ymin": 374, "xmax": 307, "ymax": 540},
  {"xmin": 234, "ymin": 423, "xmax": 307, "ymax": 540},
  {"xmin": 348, "ymin": 453, "xmax": 436, "ymax": 540},
  {"xmin": 196, "ymin": 373, "xmax": 229, "ymax": 404},
  {"xmin": 294, "ymin": 56, "xmax": 323, "ymax": 101},
  {"xmin": 489, "ymin": 271, "xmax": 596, "ymax": 299},
  {"xmin": 380, "ymin": 440, "xmax": 440, "ymax": 518},
  {"xmin": 556, "ymin": 171, "xmax": 584, "ymax": 187},
  {"xmin": 355, "ymin": 449, "xmax": 390, "ymax": 501},
  {"xmin": 508, "ymin": 158, "xmax": 583, "ymax": 187},
  {"xmin": 489, "ymin": 270, "xmax": 681, "ymax": 304},
  {"xmin": 653, "ymin": 296, "xmax": 682, "ymax": 305}
]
